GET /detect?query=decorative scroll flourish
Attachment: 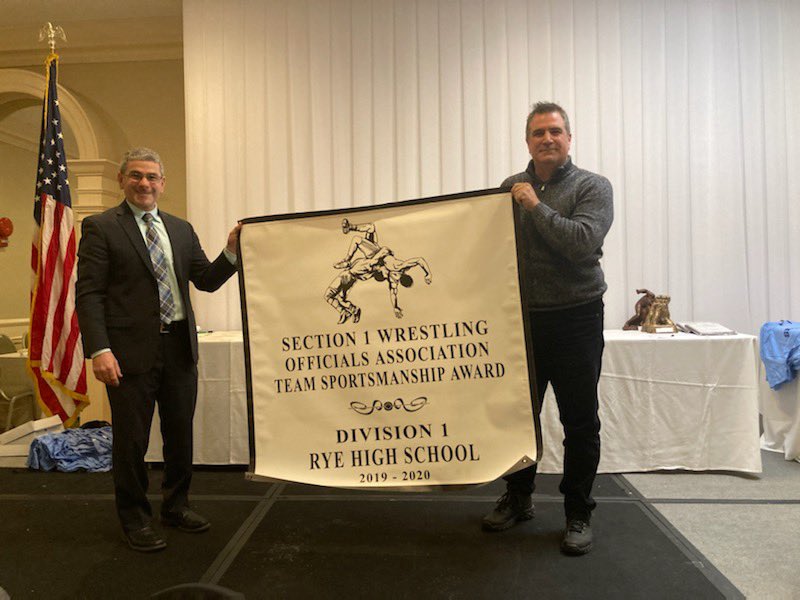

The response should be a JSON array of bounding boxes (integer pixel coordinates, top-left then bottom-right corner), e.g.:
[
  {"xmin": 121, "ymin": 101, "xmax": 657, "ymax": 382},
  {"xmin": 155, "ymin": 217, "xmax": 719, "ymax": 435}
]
[{"xmin": 350, "ymin": 396, "xmax": 429, "ymax": 415}]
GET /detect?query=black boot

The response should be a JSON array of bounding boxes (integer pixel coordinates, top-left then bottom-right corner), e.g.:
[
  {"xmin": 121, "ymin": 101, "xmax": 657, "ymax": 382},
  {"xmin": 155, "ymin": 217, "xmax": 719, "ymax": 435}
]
[
  {"xmin": 561, "ymin": 518, "xmax": 593, "ymax": 555},
  {"xmin": 482, "ymin": 491, "xmax": 534, "ymax": 531}
]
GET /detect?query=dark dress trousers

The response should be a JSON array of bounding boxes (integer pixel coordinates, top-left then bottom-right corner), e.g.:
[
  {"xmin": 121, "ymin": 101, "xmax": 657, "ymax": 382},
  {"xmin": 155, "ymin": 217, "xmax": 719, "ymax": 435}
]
[{"xmin": 76, "ymin": 201, "xmax": 236, "ymax": 530}]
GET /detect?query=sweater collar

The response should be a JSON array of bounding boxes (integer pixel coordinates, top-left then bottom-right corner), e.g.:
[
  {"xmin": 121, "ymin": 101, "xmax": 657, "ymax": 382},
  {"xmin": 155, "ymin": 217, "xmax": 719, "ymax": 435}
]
[{"xmin": 525, "ymin": 156, "xmax": 574, "ymax": 186}]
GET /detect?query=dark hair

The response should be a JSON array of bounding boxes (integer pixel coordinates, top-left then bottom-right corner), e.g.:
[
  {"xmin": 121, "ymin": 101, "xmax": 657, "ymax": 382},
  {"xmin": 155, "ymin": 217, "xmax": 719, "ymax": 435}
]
[
  {"xmin": 525, "ymin": 102, "xmax": 571, "ymax": 138},
  {"xmin": 120, "ymin": 147, "xmax": 164, "ymax": 176}
]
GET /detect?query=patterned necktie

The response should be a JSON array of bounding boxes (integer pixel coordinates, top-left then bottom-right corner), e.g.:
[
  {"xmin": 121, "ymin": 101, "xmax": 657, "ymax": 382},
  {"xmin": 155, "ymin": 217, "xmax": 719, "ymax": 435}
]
[{"xmin": 142, "ymin": 213, "xmax": 176, "ymax": 323}]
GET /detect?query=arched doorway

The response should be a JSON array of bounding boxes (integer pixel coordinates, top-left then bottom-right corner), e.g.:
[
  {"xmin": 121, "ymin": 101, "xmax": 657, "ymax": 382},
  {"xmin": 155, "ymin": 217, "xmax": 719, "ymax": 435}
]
[{"xmin": 0, "ymin": 68, "xmax": 126, "ymax": 221}]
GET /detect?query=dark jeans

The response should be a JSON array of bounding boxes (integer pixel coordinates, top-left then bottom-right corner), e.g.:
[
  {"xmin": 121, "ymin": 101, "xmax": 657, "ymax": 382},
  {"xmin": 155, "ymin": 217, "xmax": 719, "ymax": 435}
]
[{"xmin": 504, "ymin": 298, "xmax": 604, "ymax": 521}]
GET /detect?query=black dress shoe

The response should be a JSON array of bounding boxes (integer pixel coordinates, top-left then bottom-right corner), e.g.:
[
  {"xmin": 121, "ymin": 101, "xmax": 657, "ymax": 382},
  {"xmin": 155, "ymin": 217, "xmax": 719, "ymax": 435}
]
[
  {"xmin": 161, "ymin": 508, "xmax": 211, "ymax": 533},
  {"xmin": 123, "ymin": 525, "xmax": 167, "ymax": 552}
]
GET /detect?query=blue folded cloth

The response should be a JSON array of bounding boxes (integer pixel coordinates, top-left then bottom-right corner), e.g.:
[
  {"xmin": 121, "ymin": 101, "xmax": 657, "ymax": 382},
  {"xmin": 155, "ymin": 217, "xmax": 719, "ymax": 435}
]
[
  {"xmin": 27, "ymin": 426, "xmax": 113, "ymax": 472},
  {"xmin": 760, "ymin": 321, "xmax": 800, "ymax": 389}
]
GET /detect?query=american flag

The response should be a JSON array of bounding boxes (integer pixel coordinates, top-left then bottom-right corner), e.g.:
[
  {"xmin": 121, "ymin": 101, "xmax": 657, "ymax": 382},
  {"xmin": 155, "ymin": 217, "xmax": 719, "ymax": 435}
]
[{"xmin": 27, "ymin": 53, "xmax": 88, "ymax": 426}]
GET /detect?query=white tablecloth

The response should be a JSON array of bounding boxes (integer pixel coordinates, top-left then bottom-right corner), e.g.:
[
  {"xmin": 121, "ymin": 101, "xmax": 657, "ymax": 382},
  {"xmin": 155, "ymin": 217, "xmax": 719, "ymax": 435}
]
[
  {"xmin": 146, "ymin": 330, "xmax": 763, "ymax": 473},
  {"xmin": 759, "ymin": 367, "xmax": 800, "ymax": 463},
  {"xmin": 538, "ymin": 330, "xmax": 762, "ymax": 473},
  {"xmin": 146, "ymin": 331, "xmax": 247, "ymax": 464}
]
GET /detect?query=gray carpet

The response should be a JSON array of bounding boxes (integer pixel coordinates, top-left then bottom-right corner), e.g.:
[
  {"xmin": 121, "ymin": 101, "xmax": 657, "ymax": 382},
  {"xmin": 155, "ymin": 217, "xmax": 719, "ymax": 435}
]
[
  {"xmin": 621, "ymin": 450, "xmax": 800, "ymax": 599},
  {"xmin": 0, "ymin": 470, "xmax": 741, "ymax": 599}
]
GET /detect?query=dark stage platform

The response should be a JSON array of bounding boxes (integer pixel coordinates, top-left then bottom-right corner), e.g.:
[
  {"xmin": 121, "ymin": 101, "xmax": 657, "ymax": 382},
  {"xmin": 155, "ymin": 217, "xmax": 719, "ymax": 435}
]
[{"xmin": 0, "ymin": 468, "xmax": 740, "ymax": 599}]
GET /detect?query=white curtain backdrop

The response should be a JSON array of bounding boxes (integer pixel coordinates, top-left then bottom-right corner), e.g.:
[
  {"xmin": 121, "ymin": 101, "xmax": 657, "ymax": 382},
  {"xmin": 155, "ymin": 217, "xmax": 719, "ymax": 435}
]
[{"xmin": 184, "ymin": 0, "xmax": 799, "ymax": 335}]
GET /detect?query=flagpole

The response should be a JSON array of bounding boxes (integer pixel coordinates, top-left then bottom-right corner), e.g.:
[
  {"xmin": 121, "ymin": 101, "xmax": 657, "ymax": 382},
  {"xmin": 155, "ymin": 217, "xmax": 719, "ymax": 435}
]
[
  {"xmin": 38, "ymin": 24, "xmax": 66, "ymax": 104},
  {"xmin": 38, "ymin": 22, "xmax": 66, "ymax": 55}
]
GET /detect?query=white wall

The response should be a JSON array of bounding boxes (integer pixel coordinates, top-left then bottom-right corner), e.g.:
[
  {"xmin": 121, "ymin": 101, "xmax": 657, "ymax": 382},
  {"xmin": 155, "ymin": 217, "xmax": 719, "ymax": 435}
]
[{"xmin": 184, "ymin": 0, "xmax": 800, "ymax": 335}]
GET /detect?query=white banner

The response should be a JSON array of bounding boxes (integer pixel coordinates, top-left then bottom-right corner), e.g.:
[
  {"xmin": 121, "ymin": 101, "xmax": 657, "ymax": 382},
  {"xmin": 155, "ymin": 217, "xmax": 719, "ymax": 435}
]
[{"xmin": 239, "ymin": 190, "xmax": 540, "ymax": 488}]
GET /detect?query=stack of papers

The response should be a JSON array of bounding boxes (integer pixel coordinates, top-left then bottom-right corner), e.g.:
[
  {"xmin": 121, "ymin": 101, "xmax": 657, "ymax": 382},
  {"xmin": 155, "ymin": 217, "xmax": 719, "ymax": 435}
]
[{"xmin": 678, "ymin": 322, "xmax": 736, "ymax": 335}]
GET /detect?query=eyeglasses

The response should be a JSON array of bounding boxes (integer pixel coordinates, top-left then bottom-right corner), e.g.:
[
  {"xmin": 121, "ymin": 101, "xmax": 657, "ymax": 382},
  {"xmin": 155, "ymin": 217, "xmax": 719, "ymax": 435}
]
[{"xmin": 125, "ymin": 171, "xmax": 163, "ymax": 183}]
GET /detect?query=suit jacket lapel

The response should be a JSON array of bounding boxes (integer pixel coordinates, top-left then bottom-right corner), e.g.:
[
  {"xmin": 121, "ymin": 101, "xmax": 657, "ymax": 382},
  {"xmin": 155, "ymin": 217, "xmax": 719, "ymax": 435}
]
[
  {"xmin": 116, "ymin": 201, "xmax": 156, "ymax": 279},
  {"xmin": 160, "ymin": 211, "xmax": 186, "ymax": 287}
]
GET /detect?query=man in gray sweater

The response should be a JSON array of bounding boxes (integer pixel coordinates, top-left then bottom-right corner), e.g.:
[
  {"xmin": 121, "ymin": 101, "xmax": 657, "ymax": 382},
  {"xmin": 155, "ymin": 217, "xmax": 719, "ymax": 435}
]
[{"xmin": 482, "ymin": 102, "xmax": 613, "ymax": 555}]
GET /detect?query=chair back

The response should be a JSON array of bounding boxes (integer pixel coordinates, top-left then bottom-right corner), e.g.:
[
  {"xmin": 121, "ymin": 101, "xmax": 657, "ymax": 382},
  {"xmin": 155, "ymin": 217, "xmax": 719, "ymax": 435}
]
[
  {"xmin": 0, "ymin": 357, "xmax": 33, "ymax": 396},
  {"xmin": 0, "ymin": 335, "xmax": 17, "ymax": 354},
  {"xmin": 0, "ymin": 355, "xmax": 36, "ymax": 431}
]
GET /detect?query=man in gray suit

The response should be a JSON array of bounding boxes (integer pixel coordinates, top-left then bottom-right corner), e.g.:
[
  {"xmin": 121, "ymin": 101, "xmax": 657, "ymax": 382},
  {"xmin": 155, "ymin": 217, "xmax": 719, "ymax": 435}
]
[{"xmin": 76, "ymin": 147, "xmax": 241, "ymax": 552}]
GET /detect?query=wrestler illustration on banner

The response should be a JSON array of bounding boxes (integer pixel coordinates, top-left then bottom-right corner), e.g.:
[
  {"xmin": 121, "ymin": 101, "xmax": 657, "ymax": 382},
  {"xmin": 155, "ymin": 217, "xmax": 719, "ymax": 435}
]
[{"xmin": 324, "ymin": 218, "xmax": 432, "ymax": 324}]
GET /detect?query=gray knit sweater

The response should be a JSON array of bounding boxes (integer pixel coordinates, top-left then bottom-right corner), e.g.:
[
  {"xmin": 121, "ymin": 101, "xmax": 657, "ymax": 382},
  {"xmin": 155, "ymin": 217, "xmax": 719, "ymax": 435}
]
[{"xmin": 502, "ymin": 157, "xmax": 613, "ymax": 311}]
